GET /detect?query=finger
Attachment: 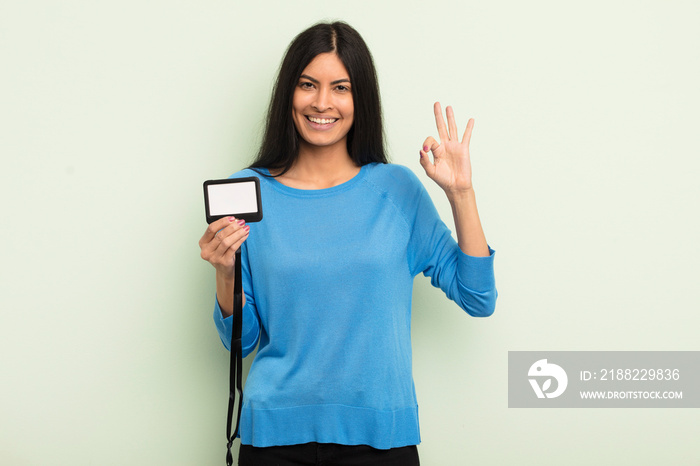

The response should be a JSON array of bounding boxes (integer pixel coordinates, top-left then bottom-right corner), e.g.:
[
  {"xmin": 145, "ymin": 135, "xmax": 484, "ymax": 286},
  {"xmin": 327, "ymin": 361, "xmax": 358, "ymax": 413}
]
[
  {"xmin": 422, "ymin": 136, "xmax": 440, "ymax": 159},
  {"xmin": 419, "ymin": 147, "xmax": 435, "ymax": 178},
  {"xmin": 462, "ymin": 118, "xmax": 474, "ymax": 146},
  {"xmin": 215, "ymin": 224, "xmax": 250, "ymax": 257},
  {"xmin": 220, "ymin": 229, "xmax": 250, "ymax": 265},
  {"xmin": 200, "ymin": 218, "xmax": 244, "ymax": 261},
  {"xmin": 433, "ymin": 102, "xmax": 449, "ymax": 142},
  {"xmin": 446, "ymin": 106, "xmax": 458, "ymax": 141},
  {"xmin": 213, "ymin": 218, "xmax": 247, "ymax": 245},
  {"xmin": 200, "ymin": 216, "xmax": 236, "ymax": 246}
]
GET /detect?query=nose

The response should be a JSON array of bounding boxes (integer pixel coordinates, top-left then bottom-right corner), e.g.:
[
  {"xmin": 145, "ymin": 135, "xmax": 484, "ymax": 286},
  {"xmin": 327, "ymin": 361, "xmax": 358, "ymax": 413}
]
[{"xmin": 312, "ymin": 86, "xmax": 332, "ymax": 111}]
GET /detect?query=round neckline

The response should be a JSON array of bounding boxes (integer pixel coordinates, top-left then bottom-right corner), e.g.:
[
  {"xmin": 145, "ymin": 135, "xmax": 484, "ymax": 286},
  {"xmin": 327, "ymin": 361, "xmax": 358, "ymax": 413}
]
[{"xmin": 260, "ymin": 164, "xmax": 371, "ymax": 197}]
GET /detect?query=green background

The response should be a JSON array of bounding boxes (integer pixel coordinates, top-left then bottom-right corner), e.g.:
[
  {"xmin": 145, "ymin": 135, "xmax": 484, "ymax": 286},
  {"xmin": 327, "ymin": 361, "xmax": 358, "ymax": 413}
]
[{"xmin": 1, "ymin": 1, "xmax": 698, "ymax": 464}]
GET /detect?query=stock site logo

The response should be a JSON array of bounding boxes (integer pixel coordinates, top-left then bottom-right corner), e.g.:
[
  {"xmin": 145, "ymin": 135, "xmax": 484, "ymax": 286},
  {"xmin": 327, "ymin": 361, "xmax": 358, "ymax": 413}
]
[{"xmin": 528, "ymin": 359, "xmax": 568, "ymax": 399}]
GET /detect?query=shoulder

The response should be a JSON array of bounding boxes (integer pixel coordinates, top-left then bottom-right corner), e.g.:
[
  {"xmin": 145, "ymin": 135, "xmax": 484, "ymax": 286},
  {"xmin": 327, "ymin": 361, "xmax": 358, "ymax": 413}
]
[
  {"xmin": 361, "ymin": 163, "xmax": 434, "ymax": 227},
  {"xmin": 228, "ymin": 168, "xmax": 266, "ymax": 180},
  {"xmin": 363, "ymin": 162, "xmax": 427, "ymax": 199},
  {"xmin": 365, "ymin": 162, "xmax": 419, "ymax": 184},
  {"xmin": 227, "ymin": 168, "xmax": 277, "ymax": 191}
]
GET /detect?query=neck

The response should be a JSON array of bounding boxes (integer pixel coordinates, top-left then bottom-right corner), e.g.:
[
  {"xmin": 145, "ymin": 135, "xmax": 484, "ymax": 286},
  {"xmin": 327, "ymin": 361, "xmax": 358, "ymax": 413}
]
[{"xmin": 274, "ymin": 141, "xmax": 360, "ymax": 189}]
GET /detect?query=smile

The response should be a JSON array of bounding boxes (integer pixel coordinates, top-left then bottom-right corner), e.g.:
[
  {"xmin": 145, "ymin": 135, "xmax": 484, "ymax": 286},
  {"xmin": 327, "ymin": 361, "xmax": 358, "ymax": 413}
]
[{"xmin": 306, "ymin": 116, "xmax": 338, "ymax": 125}]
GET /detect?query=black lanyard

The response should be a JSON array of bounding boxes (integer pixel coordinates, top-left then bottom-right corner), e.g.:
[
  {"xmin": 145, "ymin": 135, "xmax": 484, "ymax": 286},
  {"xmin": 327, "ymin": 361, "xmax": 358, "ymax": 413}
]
[{"xmin": 225, "ymin": 249, "xmax": 243, "ymax": 466}]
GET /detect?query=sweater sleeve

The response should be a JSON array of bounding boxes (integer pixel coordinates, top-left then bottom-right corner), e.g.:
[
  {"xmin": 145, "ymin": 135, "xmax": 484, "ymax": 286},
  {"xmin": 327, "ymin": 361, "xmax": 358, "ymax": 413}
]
[
  {"xmin": 404, "ymin": 169, "xmax": 497, "ymax": 317},
  {"xmin": 212, "ymin": 242, "xmax": 261, "ymax": 357}
]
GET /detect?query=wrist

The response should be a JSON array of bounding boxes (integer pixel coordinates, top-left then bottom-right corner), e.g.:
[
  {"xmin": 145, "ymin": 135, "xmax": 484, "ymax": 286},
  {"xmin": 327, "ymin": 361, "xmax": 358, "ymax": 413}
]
[
  {"xmin": 215, "ymin": 267, "xmax": 235, "ymax": 281},
  {"xmin": 446, "ymin": 186, "xmax": 475, "ymax": 203}
]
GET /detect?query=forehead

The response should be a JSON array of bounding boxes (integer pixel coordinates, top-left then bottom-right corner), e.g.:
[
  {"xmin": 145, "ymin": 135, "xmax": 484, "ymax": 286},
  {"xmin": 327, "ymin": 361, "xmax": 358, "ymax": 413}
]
[{"xmin": 301, "ymin": 53, "xmax": 349, "ymax": 79}]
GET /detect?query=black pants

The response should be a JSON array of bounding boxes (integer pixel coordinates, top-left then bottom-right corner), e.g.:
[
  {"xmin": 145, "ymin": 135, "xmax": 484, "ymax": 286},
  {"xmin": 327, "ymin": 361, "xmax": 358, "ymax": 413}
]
[{"xmin": 238, "ymin": 442, "xmax": 420, "ymax": 466}]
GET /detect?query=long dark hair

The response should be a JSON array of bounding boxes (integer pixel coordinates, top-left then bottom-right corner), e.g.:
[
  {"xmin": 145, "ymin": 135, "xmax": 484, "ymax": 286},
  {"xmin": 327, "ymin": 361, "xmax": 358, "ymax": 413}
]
[{"xmin": 249, "ymin": 21, "xmax": 388, "ymax": 175}]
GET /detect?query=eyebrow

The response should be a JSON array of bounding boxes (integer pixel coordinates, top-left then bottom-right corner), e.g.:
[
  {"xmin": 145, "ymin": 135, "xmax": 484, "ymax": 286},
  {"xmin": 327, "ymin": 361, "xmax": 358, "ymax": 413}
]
[{"xmin": 299, "ymin": 74, "xmax": 351, "ymax": 85}]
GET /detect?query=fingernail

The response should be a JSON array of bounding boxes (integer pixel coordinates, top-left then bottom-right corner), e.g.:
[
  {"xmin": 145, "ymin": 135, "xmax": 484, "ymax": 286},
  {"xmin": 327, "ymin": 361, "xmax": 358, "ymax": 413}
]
[
  {"xmin": 244, "ymin": 225, "xmax": 250, "ymax": 232},
  {"xmin": 228, "ymin": 217, "xmax": 236, "ymax": 222},
  {"xmin": 419, "ymin": 150, "xmax": 423, "ymax": 158},
  {"xmin": 423, "ymin": 145, "xmax": 429, "ymax": 152},
  {"xmin": 237, "ymin": 219, "xmax": 245, "ymax": 225}
]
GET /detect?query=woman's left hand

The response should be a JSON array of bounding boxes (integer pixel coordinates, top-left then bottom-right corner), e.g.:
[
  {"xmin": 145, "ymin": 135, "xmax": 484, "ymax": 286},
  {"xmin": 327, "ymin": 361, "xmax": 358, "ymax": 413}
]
[{"xmin": 419, "ymin": 102, "xmax": 475, "ymax": 197}]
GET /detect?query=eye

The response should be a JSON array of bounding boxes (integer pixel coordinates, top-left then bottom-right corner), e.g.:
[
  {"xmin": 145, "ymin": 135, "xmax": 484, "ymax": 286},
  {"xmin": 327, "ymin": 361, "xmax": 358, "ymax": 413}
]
[
  {"xmin": 298, "ymin": 81, "xmax": 314, "ymax": 90},
  {"xmin": 335, "ymin": 84, "xmax": 351, "ymax": 93}
]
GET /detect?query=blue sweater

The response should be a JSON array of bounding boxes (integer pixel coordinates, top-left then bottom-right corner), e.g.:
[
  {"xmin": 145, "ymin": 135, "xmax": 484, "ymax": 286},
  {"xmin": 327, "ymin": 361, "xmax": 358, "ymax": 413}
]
[{"xmin": 213, "ymin": 162, "xmax": 497, "ymax": 449}]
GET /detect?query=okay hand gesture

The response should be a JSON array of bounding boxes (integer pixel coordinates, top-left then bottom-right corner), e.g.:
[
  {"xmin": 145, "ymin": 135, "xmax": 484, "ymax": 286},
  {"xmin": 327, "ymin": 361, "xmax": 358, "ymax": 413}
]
[{"xmin": 419, "ymin": 102, "xmax": 475, "ymax": 197}]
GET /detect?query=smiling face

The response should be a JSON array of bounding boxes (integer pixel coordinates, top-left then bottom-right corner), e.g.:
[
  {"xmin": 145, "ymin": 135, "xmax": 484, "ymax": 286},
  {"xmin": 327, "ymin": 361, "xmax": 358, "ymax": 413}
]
[{"xmin": 292, "ymin": 52, "xmax": 354, "ymax": 155}]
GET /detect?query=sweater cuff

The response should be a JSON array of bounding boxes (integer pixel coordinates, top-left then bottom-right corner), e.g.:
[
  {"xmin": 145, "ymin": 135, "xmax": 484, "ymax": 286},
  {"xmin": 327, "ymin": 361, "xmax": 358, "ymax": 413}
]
[
  {"xmin": 457, "ymin": 246, "xmax": 496, "ymax": 292},
  {"xmin": 213, "ymin": 297, "xmax": 233, "ymax": 350},
  {"xmin": 213, "ymin": 295, "xmax": 260, "ymax": 354}
]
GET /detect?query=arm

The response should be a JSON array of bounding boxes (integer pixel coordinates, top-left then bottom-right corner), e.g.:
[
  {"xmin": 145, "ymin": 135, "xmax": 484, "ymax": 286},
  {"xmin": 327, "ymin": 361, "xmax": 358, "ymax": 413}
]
[
  {"xmin": 447, "ymin": 189, "xmax": 489, "ymax": 257},
  {"xmin": 199, "ymin": 216, "xmax": 250, "ymax": 316},
  {"xmin": 407, "ymin": 176, "xmax": 496, "ymax": 317},
  {"xmin": 200, "ymin": 216, "xmax": 261, "ymax": 354},
  {"xmin": 417, "ymin": 102, "xmax": 496, "ymax": 316},
  {"xmin": 216, "ymin": 268, "xmax": 244, "ymax": 317}
]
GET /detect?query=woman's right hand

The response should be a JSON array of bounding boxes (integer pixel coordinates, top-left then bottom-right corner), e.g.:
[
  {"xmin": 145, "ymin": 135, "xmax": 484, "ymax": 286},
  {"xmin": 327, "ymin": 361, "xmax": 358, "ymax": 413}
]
[{"xmin": 199, "ymin": 216, "xmax": 250, "ymax": 277}]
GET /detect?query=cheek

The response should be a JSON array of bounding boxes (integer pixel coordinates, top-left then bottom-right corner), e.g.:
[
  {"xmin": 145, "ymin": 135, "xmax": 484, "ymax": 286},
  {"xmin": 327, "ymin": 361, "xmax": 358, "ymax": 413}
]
[
  {"xmin": 342, "ymin": 98, "xmax": 354, "ymax": 123},
  {"xmin": 292, "ymin": 96, "xmax": 305, "ymax": 130},
  {"xmin": 346, "ymin": 109, "xmax": 355, "ymax": 128},
  {"xmin": 292, "ymin": 91, "xmax": 305, "ymax": 115}
]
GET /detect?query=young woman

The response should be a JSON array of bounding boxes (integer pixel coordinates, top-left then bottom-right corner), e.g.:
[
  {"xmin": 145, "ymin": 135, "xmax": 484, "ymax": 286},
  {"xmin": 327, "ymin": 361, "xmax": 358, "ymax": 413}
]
[{"xmin": 199, "ymin": 21, "xmax": 497, "ymax": 466}]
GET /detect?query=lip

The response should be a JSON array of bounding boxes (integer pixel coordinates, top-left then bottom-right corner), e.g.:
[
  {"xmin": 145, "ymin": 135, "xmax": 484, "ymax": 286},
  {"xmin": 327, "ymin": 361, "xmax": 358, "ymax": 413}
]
[{"xmin": 304, "ymin": 115, "xmax": 340, "ymax": 131}]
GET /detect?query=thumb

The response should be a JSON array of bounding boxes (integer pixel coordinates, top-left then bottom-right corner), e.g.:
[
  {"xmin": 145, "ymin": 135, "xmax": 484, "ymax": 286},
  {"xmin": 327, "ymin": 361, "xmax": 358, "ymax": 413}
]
[
  {"xmin": 419, "ymin": 147, "xmax": 435, "ymax": 179},
  {"xmin": 419, "ymin": 136, "xmax": 439, "ymax": 178}
]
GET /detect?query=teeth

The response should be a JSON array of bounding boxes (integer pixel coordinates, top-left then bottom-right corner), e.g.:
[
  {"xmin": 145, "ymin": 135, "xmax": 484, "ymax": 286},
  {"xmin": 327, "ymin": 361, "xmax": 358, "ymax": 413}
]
[{"xmin": 308, "ymin": 116, "xmax": 338, "ymax": 124}]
